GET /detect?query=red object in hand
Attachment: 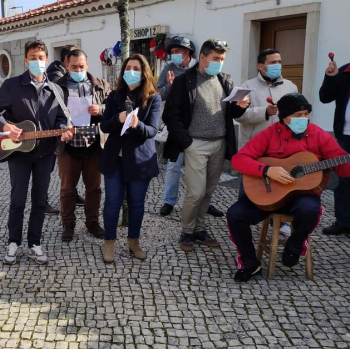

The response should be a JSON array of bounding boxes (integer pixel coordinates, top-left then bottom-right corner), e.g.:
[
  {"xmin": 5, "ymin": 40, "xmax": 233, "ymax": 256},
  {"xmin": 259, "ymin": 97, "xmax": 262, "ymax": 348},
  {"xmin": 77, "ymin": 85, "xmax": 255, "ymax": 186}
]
[
  {"xmin": 328, "ymin": 52, "xmax": 335, "ymax": 62},
  {"xmin": 266, "ymin": 97, "xmax": 275, "ymax": 105}
]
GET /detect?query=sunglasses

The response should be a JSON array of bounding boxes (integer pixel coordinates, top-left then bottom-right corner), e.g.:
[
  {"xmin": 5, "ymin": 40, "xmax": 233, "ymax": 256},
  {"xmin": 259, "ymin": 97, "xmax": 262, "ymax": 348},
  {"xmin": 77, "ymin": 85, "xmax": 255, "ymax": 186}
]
[{"xmin": 210, "ymin": 40, "xmax": 228, "ymax": 49}]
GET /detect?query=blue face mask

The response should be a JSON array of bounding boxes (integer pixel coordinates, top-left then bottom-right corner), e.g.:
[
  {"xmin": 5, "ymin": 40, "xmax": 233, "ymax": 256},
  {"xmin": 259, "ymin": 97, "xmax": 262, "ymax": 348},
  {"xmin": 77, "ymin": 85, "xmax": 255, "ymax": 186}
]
[
  {"xmin": 28, "ymin": 60, "xmax": 46, "ymax": 77},
  {"xmin": 123, "ymin": 70, "xmax": 141, "ymax": 87},
  {"xmin": 266, "ymin": 63, "xmax": 282, "ymax": 79},
  {"xmin": 286, "ymin": 117, "xmax": 309, "ymax": 134},
  {"xmin": 70, "ymin": 71, "xmax": 87, "ymax": 82},
  {"xmin": 204, "ymin": 61, "xmax": 224, "ymax": 76},
  {"xmin": 171, "ymin": 54, "xmax": 184, "ymax": 66}
]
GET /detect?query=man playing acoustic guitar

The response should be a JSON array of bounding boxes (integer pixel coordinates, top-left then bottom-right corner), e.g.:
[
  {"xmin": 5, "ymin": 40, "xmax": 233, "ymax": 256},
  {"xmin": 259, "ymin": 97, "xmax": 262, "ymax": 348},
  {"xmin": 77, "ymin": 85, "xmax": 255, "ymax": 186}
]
[
  {"xmin": 0, "ymin": 41, "xmax": 73, "ymax": 265},
  {"xmin": 227, "ymin": 93, "xmax": 350, "ymax": 282}
]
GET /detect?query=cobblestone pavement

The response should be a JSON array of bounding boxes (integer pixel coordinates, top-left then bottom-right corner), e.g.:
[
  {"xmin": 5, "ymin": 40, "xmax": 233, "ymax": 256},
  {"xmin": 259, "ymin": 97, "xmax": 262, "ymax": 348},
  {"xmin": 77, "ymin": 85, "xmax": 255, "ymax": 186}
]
[{"xmin": 1, "ymin": 160, "xmax": 350, "ymax": 349}]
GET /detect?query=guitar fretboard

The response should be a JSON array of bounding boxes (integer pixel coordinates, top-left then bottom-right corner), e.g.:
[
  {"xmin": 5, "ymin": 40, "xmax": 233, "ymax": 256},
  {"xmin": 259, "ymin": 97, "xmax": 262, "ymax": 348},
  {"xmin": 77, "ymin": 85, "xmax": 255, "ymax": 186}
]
[
  {"xmin": 21, "ymin": 129, "xmax": 68, "ymax": 141},
  {"xmin": 303, "ymin": 154, "xmax": 350, "ymax": 174}
]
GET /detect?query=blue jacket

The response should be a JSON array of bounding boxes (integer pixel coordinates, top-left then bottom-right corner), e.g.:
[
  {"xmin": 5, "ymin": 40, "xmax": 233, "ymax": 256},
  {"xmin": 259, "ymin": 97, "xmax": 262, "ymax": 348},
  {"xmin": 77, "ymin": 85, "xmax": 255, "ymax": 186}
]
[
  {"xmin": 99, "ymin": 89, "xmax": 161, "ymax": 181},
  {"xmin": 0, "ymin": 70, "xmax": 67, "ymax": 159}
]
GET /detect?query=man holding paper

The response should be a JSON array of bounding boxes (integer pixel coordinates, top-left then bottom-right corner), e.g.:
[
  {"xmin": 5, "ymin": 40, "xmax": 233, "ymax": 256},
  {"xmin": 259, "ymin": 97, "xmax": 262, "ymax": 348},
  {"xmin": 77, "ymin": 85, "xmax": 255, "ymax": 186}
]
[
  {"xmin": 57, "ymin": 49, "xmax": 111, "ymax": 242},
  {"xmin": 163, "ymin": 39, "xmax": 249, "ymax": 253}
]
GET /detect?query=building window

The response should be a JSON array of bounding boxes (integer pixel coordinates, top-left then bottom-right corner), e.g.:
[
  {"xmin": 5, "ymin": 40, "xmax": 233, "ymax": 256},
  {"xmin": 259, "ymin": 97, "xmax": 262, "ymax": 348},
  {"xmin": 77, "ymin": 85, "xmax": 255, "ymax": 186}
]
[{"xmin": 0, "ymin": 50, "xmax": 12, "ymax": 82}]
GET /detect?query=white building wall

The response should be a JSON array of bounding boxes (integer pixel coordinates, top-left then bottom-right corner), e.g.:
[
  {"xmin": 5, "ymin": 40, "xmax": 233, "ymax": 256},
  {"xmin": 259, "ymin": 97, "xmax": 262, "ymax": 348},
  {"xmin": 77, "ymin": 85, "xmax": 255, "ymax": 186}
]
[{"xmin": 0, "ymin": 0, "xmax": 349, "ymax": 131}]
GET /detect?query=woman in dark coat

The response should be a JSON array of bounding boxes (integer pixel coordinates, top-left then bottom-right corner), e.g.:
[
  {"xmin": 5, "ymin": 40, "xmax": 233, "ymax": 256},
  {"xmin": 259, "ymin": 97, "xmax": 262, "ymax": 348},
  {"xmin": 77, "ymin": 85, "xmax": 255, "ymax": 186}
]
[{"xmin": 99, "ymin": 54, "xmax": 161, "ymax": 263}]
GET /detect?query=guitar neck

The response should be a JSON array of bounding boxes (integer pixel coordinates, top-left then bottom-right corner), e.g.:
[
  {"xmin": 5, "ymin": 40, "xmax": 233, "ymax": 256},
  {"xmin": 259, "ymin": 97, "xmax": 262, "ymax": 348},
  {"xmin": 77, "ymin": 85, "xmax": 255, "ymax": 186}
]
[
  {"xmin": 21, "ymin": 129, "xmax": 74, "ymax": 141},
  {"xmin": 304, "ymin": 154, "xmax": 350, "ymax": 174}
]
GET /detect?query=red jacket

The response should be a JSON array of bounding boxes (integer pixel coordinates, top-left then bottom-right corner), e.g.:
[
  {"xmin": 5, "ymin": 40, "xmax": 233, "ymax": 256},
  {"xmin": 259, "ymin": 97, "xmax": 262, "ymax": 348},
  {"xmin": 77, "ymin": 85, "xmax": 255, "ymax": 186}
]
[{"xmin": 231, "ymin": 122, "xmax": 350, "ymax": 178}]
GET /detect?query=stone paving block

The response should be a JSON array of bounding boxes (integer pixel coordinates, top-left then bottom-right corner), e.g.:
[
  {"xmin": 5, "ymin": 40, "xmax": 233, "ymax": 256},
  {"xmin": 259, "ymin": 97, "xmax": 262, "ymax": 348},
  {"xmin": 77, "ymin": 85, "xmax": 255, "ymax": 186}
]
[{"xmin": 0, "ymin": 164, "xmax": 349, "ymax": 348}]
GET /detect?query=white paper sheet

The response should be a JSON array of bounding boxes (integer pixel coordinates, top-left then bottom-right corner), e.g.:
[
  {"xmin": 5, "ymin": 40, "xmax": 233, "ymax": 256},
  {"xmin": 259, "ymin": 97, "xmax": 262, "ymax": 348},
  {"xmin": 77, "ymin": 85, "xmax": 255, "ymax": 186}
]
[
  {"xmin": 67, "ymin": 96, "xmax": 92, "ymax": 126},
  {"xmin": 223, "ymin": 87, "xmax": 252, "ymax": 102},
  {"xmin": 121, "ymin": 108, "xmax": 139, "ymax": 136}
]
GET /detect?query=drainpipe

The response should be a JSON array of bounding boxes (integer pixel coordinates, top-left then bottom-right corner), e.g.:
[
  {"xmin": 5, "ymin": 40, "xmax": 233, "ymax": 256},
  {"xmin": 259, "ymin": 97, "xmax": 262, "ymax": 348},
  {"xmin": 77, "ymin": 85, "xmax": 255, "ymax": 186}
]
[{"xmin": 1, "ymin": 0, "xmax": 5, "ymax": 18}]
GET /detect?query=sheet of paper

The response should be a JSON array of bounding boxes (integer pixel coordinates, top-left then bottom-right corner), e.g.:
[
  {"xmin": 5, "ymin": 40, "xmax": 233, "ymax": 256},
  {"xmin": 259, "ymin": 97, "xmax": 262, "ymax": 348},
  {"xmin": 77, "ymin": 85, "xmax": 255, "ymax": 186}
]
[
  {"xmin": 121, "ymin": 108, "xmax": 139, "ymax": 136},
  {"xmin": 223, "ymin": 87, "xmax": 252, "ymax": 102},
  {"xmin": 67, "ymin": 96, "xmax": 92, "ymax": 126}
]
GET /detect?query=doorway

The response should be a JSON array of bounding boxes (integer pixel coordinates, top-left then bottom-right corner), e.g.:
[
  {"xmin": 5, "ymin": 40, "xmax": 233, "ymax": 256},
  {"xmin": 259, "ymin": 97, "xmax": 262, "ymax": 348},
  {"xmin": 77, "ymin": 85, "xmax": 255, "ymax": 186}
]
[{"xmin": 260, "ymin": 16, "xmax": 306, "ymax": 92}]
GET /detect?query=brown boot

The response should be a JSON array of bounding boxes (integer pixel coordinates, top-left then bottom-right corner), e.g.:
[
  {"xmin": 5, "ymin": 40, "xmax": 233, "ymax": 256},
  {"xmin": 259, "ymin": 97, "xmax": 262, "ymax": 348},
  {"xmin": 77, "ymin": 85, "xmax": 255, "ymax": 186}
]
[
  {"xmin": 104, "ymin": 240, "xmax": 115, "ymax": 263},
  {"xmin": 128, "ymin": 238, "xmax": 146, "ymax": 261},
  {"xmin": 62, "ymin": 224, "xmax": 75, "ymax": 242}
]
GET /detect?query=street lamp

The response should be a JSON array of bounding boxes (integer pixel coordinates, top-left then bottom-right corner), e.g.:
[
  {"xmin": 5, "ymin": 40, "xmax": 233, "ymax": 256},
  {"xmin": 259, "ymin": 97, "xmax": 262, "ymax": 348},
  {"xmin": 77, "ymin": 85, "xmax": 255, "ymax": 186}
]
[{"xmin": 9, "ymin": 6, "xmax": 24, "ymax": 14}]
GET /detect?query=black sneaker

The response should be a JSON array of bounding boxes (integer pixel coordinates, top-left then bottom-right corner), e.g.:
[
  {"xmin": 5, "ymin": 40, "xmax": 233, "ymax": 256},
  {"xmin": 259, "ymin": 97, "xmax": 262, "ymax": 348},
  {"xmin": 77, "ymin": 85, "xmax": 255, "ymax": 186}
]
[
  {"xmin": 160, "ymin": 203, "xmax": 173, "ymax": 216},
  {"xmin": 76, "ymin": 192, "xmax": 85, "ymax": 207},
  {"xmin": 234, "ymin": 265, "xmax": 262, "ymax": 282},
  {"xmin": 86, "ymin": 222, "xmax": 104, "ymax": 239},
  {"xmin": 179, "ymin": 233, "xmax": 195, "ymax": 253},
  {"xmin": 282, "ymin": 246, "xmax": 300, "ymax": 268},
  {"xmin": 323, "ymin": 223, "xmax": 350, "ymax": 236},
  {"xmin": 45, "ymin": 202, "xmax": 59, "ymax": 215},
  {"xmin": 193, "ymin": 230, "xmax": 221, "ymax": 247},
  {"xmin": 207, "ymin": 204, "xmax": 224, "ymax": 217}
]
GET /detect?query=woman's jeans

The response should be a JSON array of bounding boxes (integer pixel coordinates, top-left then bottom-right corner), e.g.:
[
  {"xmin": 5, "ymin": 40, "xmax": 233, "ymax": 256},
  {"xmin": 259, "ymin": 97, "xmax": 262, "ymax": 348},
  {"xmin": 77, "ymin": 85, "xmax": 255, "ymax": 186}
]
[{"xmin": 104, "ymin": 159, "xmax": 150, "ymax": 240}]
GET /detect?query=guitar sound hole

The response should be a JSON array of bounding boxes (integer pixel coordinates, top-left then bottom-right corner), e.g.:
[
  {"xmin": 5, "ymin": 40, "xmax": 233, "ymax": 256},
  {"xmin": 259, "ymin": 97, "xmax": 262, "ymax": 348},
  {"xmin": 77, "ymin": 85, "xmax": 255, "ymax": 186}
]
[{"xmin": 290, "ymin": 165, "xmax": 305, "ymax": 178}]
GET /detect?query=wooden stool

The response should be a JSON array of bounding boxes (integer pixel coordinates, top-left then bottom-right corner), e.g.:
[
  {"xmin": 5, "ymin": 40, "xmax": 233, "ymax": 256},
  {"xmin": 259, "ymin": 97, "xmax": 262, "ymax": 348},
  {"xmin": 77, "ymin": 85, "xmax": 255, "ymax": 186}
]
[{"xmin": 256, "ymin": 213, "xmax": 313, "ymax": 280}]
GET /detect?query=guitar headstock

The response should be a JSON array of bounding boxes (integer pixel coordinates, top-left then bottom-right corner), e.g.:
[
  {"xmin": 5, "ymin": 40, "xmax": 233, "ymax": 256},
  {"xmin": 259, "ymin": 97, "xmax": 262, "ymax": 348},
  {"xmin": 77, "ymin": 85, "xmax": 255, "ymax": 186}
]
[{"xmin": 75, "ymin": 125, "xmax": 98, "ymax": 138}]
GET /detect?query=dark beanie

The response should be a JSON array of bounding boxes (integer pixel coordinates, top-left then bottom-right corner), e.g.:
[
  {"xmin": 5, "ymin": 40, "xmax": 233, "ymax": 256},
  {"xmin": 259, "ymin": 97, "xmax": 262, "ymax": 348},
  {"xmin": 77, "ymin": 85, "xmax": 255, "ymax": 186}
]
[{"xmin": 277, "ymin": 93, "xmax": 312, "ymax": 120}]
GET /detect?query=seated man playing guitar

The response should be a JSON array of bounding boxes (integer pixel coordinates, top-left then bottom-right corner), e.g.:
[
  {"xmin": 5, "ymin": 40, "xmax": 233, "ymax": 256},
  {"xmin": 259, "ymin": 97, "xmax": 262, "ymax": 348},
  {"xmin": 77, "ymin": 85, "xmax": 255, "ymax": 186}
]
[{"xmin": 227, "ymin": 93, "xmax": 350, "ymax": 282}]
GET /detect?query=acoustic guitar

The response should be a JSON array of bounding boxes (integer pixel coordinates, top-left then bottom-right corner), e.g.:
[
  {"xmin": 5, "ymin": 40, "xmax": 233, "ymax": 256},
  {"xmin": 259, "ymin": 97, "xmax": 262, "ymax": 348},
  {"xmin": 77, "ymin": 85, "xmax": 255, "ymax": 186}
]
[
  {"xmin": 0, "ymin": 120, "xmax": 98, "ymax": 161},
  {"xmin": 243, "ymin": 151, "xmax": 350, "ymax": 211}
]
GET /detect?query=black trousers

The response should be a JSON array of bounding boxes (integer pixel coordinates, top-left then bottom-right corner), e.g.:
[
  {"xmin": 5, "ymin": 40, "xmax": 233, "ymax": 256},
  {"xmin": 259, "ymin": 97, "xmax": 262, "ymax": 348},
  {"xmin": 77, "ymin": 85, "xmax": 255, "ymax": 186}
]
[
  {"xmin": 227, "ymin": 194, "xmax": 321, "ymax": 270},
  {"xmin": 8, "ymin": 154, "xmax": 54, "ymax": 247}
]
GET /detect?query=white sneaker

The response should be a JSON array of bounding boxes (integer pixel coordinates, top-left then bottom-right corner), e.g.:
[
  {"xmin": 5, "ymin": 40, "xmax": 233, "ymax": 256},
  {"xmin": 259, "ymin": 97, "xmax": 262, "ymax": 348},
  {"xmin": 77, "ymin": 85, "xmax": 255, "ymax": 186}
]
[
  {"xmin": 280, "ymin": 224, "xmax": 292, "ymax": 237},
  {"xmin": 28, "ymin": 245, "xmax": 48, "ymax": 265},
  {"xmin": 3, "ymin": 242, "xmax": 20, "ymax": 265}
]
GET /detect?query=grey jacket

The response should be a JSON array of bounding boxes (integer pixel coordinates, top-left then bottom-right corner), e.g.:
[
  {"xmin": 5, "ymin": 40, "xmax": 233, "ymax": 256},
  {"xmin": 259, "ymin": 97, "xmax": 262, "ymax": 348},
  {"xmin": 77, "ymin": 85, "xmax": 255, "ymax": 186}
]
[
  {"xmin": 236, "ymin": 72, "xmax": 298, "ymax": 149},
  {"xmin": 157, "ymin": 58, "xmax": 197, "ymax": 101}
]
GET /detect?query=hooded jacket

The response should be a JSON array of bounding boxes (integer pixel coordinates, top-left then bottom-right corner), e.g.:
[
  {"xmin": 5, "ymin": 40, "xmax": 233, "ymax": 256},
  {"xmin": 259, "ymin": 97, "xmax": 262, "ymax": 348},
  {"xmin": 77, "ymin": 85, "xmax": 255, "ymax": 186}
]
[
  {"xmin": 46, "ymin": 60, "xmax": 67, "ymax": 84},
  {"xmin": 237, "ymin": 72, "xmax": 297, "ymax": 149}
]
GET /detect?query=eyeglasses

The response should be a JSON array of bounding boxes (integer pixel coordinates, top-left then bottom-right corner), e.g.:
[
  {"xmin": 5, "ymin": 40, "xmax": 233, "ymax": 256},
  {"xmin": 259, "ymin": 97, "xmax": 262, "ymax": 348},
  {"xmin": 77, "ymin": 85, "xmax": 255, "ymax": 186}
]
[{"xmin": 210, "ymin": 40, "xmax": 228, "ymax": 49}]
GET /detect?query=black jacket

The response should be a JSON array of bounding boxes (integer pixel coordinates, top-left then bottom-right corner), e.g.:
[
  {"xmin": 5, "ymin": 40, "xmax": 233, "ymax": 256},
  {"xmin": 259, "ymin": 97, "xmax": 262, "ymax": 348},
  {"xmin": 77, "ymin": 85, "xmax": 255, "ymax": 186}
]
[
  {"xmin": 0, "ymin": 70, "xmax": 67, "ymax": 159},
  {"xmin": 162, "ymin": 64, "xmax": 246, "ymax": 161},
  {"xmin": 319, "ymin": 63, "xmax": 350, "ymax": 138},
  {"xmin": 46, "ymin": 60, "xmax": 66, "ymax": 83},
  {"xmin": 58, "ymin": 72, "xmax": 111, "ymax": 158},
  {"xmin": 99, "ymin": 89, "xmax": 161, "ymax": 181}
]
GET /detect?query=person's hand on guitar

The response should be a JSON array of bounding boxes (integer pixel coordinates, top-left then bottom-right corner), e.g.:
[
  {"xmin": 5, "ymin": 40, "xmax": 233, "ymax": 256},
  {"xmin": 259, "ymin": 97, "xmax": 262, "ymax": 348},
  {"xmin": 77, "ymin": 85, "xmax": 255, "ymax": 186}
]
[
  {"xmin": 3, "ymin": 123, "xmax": 22, "ymax": 142},
  {"xmin": 267, "ymin": 166, "xmax": 294, "ymax": 184},
  {"xmin": 61, "ymin": 126, "xmax": 74, "ymax": 142}
]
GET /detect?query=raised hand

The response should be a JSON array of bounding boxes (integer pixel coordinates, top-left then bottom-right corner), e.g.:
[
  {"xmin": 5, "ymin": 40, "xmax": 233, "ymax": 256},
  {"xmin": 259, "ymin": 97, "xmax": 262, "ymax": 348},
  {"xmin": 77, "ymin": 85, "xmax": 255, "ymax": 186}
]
[{"xmin": 325, "ymin": 62, "xmax": 338, "ymax": 76}]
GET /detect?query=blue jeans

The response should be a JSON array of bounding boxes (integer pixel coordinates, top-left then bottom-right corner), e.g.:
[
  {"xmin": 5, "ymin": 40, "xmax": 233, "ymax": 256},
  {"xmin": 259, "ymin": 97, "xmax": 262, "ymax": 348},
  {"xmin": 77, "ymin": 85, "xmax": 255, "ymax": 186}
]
[
  {"xmin": 163, "ymin": 153, "xmax": 184, "ymax": 206},
  {"xmin": 103, "ymin": 159, "xmax": 150, "ymax": 240},
  {"xmin": 335, "ymin": 135, "xmax": 350, "ymax": 228}
]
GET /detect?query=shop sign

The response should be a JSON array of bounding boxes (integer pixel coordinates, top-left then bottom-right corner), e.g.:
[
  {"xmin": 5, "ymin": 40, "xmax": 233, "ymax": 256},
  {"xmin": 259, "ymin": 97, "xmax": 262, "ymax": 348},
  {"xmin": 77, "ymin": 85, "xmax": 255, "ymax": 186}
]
[{"xmin": 131, "ymin": 26, "xmax": 161, "ymax": 40}]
